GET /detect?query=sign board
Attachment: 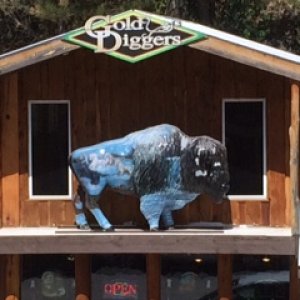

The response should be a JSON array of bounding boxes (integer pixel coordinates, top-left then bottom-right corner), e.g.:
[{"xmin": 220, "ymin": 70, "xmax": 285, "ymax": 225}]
[{"xmin": 63, "ymin": 10, "xmax": 206, "ymax": 63}]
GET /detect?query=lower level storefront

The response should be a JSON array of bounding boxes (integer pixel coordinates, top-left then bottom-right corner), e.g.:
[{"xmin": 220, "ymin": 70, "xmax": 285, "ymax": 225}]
[
  {"xmin": 19, "ymin": 253, "xmax": 292, "ymax": 300},
  {"xmin": 0, "ymin": 226, "xmax": 298, "ymax": 299}
]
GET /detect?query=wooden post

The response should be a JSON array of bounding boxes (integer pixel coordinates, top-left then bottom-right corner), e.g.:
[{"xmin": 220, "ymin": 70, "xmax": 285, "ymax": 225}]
[
  {"xmin": 4, "ymin": 255, "xmax": 21, "ymax": 300},
  {"xmin": 0, "ymin": 77, "xmax": 2, "ymax": 228},
  {"xmin": 75, "ymin": 254, "xmax": 91, "ymax": 300},
  {"xmin": 218, "ymin": 254, "xmax": 232, "ymax": 300},
  {"xmin": 147, "ymin": 254, "xmax": 161, "ymax": 300},
  {"xmin": 290, "ymin": 81, "xmax": 300, "ymax": 234},
  {"xmin": 290, "ymin": 255, "xmax": 300, "ymax": 300},
  {"xmin": 1, "ymin": 72, "xmax": 19, "ymax": 226},
  {"xmin": 0, "ymin": 255, "xmax": 5, "ymax": 300}
]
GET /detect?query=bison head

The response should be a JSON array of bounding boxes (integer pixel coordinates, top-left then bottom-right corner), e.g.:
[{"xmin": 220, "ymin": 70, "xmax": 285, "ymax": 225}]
[{"xmin": 181, "ymin": 136, "xmax": 230, "ymax": 203}]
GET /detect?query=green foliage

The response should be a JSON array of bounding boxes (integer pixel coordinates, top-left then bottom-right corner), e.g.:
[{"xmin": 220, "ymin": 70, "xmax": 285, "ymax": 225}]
[
  {"xmin": 0, "ymin": 0, "xmax": 299, "ymax": 55},
  {"xmin": 214, "ymin": 0, "xmax": 300, "ymax": 54}
]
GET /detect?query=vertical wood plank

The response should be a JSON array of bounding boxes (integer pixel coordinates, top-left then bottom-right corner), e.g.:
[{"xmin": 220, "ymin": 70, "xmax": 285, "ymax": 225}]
[
  {"xmin": 0, "ymin": 255, "xmax": 5, "ymax": 300},
  {"xmin": 147, "ymin": 254, "xmax": 161, "ymax": 300},
  {"xmin": 19, "ymin": 64, "xmax": 43, "ymax": 227},
  {"xmin": 285, "ymin": 79, "xmax": 292, "ymax": 226},
  {"xmin": 218, "ymin": 254, "xmax": 232, "ymax": 300},
  {"xmin": 290, "ymin": 81, "xmax": 300, "ymax": 233},
  {"xmin": 75, "ymin": 254, "xmax": 91, "ymax": 300},
  {"xmin": 0, "ymin": 78, "xmax": 3, "ymax": 228},
  {"xmin": 1, "ymin": 72, "xmax": 20, "ymax": 226},
  {"xmin": 4, "ymin": 255, "xmax": 20, "ymax": 300},
  {"xmin": 48, "ymin": 55, "xmax": 68, "ymax": 226},
  {"xmin": 289, "ymin": 255, "xmax": 300, "ymax": 300},
  {"xmin": 267, "ymin": 75, "xmax": 286, "ymax": 226}
]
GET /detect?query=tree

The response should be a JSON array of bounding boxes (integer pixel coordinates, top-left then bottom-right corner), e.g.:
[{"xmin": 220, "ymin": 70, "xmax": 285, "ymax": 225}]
[
  {"xmin": 0, "ymin": 0, "xmax": 299, "ymax": 55},
  {"xmin": 214, "ymin": 0, "xmax": 300, "ymax": 53}
]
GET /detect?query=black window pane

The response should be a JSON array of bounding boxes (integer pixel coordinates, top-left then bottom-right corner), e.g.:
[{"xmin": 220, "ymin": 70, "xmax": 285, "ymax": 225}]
[
  {"xmin": 22, "ymin": 254, "xmax": 75, "ymax": 300},
  {"xmin": 161, "ymin": 254, "xmax": 217, "ymax": 300},
  {"xmin": 92, "ymin": 254, "xmax": 146, "ymax": 300},
  {"xmin": 225, "ymin": 102, "xmax": 264, "ymax": 195},
  {"xmin": 233, "ymin": 255, "xmax": 289, "ymax": 300},
  {"xmin": 31, "ymin": 103, "xmax": 69, "ymax": 196}
]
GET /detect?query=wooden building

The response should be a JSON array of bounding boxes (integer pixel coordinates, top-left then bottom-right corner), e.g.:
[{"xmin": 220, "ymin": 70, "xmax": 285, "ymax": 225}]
[{"xmin": 0, "ymin": 10, "xmax": 300, "ymax": 300}]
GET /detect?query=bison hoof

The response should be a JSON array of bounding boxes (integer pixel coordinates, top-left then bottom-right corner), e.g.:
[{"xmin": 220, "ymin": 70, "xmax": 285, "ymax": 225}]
[
  {"xmin": 103, "ymin": 226, "xmax": 114, "ymax": 232},
  {"xmin": 150, "ymin": 227, "xmax": 159, "ymax": 232},
  {"xmin": 78, "ymin": 224, "xmax": 91, "ymax": 230},
  {"xmin": 166, "ymin": 226, "xmax": 175, "ymax": 230}
]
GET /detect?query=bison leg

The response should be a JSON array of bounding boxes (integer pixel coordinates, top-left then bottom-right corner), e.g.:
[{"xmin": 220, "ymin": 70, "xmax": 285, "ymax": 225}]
[
  {"xmin": 140, "ymin": 194, "xmax": 165, "ymax": 231},
  {"xmin": 86, "ymin": 196, "xmax": 113, "ymax": 231},
  {"xmin": 73, "ymin": 188, "xmax": 90, "ymax": 230},
  {"xmin": 161, "ymin": 209, "xmax": 174, "ymax": 229}
]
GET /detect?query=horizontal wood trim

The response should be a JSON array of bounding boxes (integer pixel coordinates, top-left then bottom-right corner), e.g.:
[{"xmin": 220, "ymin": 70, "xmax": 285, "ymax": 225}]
[
  {"xmin": 0, "ymin": 40, "xmax": 78, "ymax": 75},
  {"xmin": 189, "ymin": 38, "xmax": 300, "ymax": 81},
  {"xmin": 0, "ymin": 227, "xmax": 295, "ymax": 255},
  {"xmin": 0, "ymin": 35, "xmax": 299, "ymax": 82}
]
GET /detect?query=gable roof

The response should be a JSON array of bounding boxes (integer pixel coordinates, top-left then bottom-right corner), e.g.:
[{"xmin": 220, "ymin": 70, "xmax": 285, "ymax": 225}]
[{"xmin": 0, "ymin": 9, "xmax": 299, "ymax": 80}]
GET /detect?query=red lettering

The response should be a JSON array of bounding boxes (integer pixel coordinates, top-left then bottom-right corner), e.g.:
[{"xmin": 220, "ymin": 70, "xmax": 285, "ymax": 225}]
[
  {"xmin": 104, "ymin": 283, "xmax": 113, "ymax": 295},
  {"xmin": 128, "ymin": 284, "xmax": 137, "ymax": 296},
  {"xmin": 104, "ymin": 282, "xmax": 138, "ymax": 297},
  {"xmin": 115, "ymin": 283, "xmax": 122, "ymax": 295}
]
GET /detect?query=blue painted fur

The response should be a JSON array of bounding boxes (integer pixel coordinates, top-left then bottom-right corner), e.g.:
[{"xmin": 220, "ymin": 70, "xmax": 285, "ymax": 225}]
[{"xmin": 70, "ymin": 124, "xmax": 230, "ymax": 230}]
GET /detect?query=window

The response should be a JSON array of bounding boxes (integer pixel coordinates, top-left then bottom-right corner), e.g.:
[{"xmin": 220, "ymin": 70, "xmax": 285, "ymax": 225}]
[
  {"xmin": 232, "ymin": 255, "xmax": 289, "ymax": 300},
  {"xmin": 29, "ymin": 101, "xmax": 72, "ymax": 199},
  {"xmin": 22, "ymin": 254, "xmax": 75, "ymax": 300},
  {"xmin": 161, "ymin": 254, "xmax": 217, "ymax": 300},
  {"xmin": 91, "ymin": 254, "xmax": 146, "ymax": 300},
  {"xmin": 222, "ymin": 99, "xmax": 266, "ymax": 199}
]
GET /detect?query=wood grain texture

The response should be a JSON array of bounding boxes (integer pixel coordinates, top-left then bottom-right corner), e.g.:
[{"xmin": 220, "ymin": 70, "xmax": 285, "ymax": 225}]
[
  {"xmin": 147, "ymin": 254, "xmax": 161, "ymax": 300},
  {"xmin": 0, "ymin": 255, "xmax": 5, "ymax": 300},
  {"xmin": 1, "ymin": 72, "xmax": 20, "ymax": 226},
  {"xmin": 190, "ymin": 37, "xmax": 300, "ymax": 81},
  {"xmin": 0, "ymin": 228, "xmax": 294, "ymax": 255},
  {"xmin": 0, "ymin": 40, "xmax": 79, "ymax": 76},
  {"xmin": 218, "ymin": 254, "xmax": 232, "ymax": 300},
  {"xmin": 285, "ymin": 79, "xmax": 292, "ymax": 226},
  {"xmin": 0, "ymin": 46, "xmax": 291, "ymax": 227},
  {"xmin": 290, "ymin": 81, "xmax": 300, "ymax": 233},
  {"xmin": 75, "ymin": 254, "xmax": 91, "ymax": 300},
  {"xmin": 289, "ymin": 255, "xmax": 300, "ymax": 300},
  {"xmin": 0, "ymin": 78, "xmax": 3, "ymax": 228},
  {"xmin": 4, "ymin": 255, "xmax": 20, "ymax": 300}
]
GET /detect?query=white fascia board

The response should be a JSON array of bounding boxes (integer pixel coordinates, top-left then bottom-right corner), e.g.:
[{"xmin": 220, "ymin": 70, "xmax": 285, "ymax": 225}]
[{"xmin": 136, "ymin": 10, "xmax": 300, "ymax": 65}]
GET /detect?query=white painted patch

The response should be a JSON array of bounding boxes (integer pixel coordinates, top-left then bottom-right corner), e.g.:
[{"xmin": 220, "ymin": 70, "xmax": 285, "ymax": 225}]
[
  {"xmin": 195, "ymin": 170, "xmax": 207, "ymax": 177},
  {"xmin": 180, "ymin": 136, "xmax": 189, "ymax": 150},
  {"xmin": 195, "ymin": 158, "xmax": 200, "ymax": 166},
  {"xmin": 197, "ymin": 146, "xmax": 205, "ymax": 156},
  {"xmin": 214, "ymin": 161, "xmax": 221, "ymax": 167}
]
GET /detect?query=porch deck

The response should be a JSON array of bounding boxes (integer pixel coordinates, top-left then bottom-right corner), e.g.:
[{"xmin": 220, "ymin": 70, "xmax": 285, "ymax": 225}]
[{"xmin": 0, "ymin": 225, "xmax": 295, "ymax": 255}]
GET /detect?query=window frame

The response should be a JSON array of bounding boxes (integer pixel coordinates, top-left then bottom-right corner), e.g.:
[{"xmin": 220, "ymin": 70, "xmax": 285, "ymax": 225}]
[
  {"xmin": 222, "ymin": 98, "xmax": 267, "ymax": 201},
  {"xmin": 28, "ymin": 100, "xmax": 72, "ymax": 200}
]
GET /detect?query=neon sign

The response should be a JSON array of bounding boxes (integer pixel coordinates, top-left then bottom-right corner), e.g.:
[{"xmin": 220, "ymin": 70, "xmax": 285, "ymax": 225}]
[{"xmin": 104, "ymin": 281, "xmax": 138, "ymax": 299}]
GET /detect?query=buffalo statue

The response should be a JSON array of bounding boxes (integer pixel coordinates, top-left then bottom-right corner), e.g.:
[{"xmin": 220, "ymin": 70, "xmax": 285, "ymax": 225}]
[{"xmin": 70, "ymin": 124, "xmax": 230, "ymax": 231}]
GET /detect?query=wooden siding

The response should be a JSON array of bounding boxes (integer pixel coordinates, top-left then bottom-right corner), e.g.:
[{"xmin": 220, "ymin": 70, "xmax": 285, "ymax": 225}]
[
  {"xmin": 1, "ymin": 73, "xmax": 20, "ymax": 227},
  {"xmin": 0, "ymin": 46, "xmax": 293, "ymax": 227}
]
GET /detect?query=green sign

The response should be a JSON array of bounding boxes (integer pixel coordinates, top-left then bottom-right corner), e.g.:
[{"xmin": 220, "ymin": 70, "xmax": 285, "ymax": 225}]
[{"xmin": 63, "ymin": 10, "xmax": 206, "ymax": 63}]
